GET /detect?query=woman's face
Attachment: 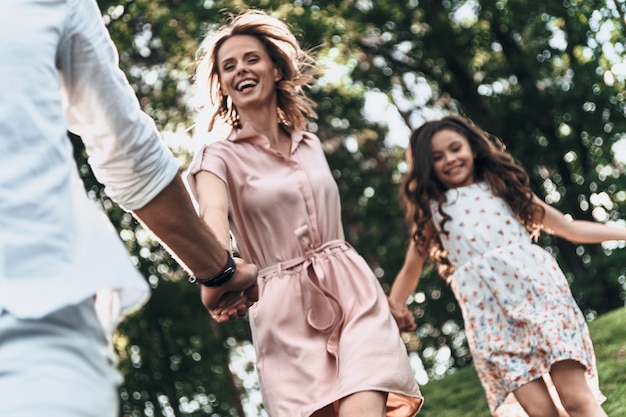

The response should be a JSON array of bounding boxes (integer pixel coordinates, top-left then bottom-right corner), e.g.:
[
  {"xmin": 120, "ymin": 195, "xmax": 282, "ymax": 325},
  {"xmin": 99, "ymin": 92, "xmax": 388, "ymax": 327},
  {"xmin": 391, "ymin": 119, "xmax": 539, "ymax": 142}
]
[
  {"xmin": 216, "ymin": 35, "xmax": 281, "ymax": 113},
  {"xmin": 430, "ymin": 128, "xmax": 476, "ymax": 189}
]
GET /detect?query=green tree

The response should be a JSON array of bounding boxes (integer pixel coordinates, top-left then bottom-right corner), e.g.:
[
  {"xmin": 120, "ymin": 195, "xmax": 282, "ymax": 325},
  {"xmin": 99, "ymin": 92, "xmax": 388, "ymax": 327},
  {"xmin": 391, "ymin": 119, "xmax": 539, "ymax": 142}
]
[{"xmin": 309, "ymin": 0, "xmax": 626, "ymax": 374}]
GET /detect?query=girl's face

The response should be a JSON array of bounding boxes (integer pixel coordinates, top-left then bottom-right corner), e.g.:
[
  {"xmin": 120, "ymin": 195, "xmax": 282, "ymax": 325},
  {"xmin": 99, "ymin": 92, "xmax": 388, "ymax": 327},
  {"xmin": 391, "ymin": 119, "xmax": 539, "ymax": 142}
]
[
  {"xmin": 217, "ymin": 35, "xmax": 282, "ymax": 113},
  {"xmin": 430, "ymin": 128, "xmax": 475, "ymax": 189}
]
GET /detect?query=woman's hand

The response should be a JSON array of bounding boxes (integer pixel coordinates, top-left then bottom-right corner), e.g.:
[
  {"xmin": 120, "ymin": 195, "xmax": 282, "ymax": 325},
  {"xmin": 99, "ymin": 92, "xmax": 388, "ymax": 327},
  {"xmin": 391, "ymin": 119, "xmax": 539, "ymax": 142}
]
[{"xmin": 200, "ymin": 259, "xmax": 259, "ymax": 322}]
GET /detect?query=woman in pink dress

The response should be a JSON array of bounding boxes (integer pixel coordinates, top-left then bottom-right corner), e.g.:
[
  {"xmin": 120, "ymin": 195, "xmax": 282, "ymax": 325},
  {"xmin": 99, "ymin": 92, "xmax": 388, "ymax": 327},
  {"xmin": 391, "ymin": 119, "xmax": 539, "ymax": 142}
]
[{"xmin": 186, "ymin": 10, "xmax": 423, "ymax": 417}]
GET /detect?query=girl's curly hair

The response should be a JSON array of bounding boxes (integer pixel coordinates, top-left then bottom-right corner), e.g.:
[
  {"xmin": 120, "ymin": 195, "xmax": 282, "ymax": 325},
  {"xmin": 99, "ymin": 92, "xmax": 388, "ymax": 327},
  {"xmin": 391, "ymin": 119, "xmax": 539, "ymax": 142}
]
[
  {"xmin": 402, "ymin": 115, "xmax": 544, "ymax": 278},
  {"xmin": 193, "ymin": 10, "xmax": 318, "ymax": 132}
]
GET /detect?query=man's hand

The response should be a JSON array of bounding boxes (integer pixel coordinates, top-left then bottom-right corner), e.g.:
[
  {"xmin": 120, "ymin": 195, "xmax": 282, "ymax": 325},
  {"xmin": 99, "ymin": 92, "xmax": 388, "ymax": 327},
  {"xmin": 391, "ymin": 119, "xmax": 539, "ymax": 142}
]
[
  {"xmin": 200, "ymin": 259, "xmax": 259, "ymax": 322},
  {"xmin": 388, "ymin": 298, "xmax": 417, "ymax": 332}
]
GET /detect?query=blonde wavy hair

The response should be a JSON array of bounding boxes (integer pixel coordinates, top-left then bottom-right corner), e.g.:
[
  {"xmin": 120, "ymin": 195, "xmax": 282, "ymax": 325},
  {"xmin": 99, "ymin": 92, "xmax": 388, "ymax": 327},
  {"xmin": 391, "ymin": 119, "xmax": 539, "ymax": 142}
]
[{"xmin": 193, "ymin": 10, "xmax": 318, "ymax": 132}]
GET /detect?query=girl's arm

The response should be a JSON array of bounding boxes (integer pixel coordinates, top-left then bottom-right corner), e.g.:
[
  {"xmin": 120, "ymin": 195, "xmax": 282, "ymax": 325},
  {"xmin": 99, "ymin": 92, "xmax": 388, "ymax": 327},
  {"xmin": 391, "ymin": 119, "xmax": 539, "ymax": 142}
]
[
  {"xmin": 388, "ymin": 223, "xmax": 433, "ymax": 332},
  {"xmin": 534, "ymin": 194, "xmax": 626, "ymax": 243}
]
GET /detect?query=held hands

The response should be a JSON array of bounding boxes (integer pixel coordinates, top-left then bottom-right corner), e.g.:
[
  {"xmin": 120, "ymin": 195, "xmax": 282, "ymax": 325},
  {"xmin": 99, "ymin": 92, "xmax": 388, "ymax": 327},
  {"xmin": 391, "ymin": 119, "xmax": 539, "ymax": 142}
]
[
  {"xmin": 200, "ymin": 258, "xmax": 259, "ymax": 322},
  {"xmin": 388, "ymin": 298, "xmax": 417, "ymax": 332}
]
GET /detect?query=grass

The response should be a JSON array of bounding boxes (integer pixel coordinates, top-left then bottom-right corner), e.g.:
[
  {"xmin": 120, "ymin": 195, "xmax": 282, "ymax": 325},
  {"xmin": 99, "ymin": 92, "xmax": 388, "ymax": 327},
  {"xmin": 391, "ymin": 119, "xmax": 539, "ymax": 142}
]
[
  {"xmin": 416, "ymin": 307, "xmax": 626, "ymax": 416},
  {"xmin": 589, "ymin": 307, "xmax": 626, "ymax": 416}
]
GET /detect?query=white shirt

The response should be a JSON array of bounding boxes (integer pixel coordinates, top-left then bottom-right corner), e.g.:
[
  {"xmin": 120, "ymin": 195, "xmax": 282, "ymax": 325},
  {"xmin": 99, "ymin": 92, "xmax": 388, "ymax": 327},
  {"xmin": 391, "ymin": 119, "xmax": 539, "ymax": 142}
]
[{"xmin": 0, "ymin": 0, "xmax": 179, "ymax": 319}]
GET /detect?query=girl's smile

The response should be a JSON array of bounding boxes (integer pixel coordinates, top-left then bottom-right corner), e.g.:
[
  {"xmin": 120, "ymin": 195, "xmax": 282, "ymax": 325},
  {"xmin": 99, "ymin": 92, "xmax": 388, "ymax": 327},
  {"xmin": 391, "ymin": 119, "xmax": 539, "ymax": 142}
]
[{"xmin": 430, "ymin": 128, "xmax": 476, "ymax": 189}]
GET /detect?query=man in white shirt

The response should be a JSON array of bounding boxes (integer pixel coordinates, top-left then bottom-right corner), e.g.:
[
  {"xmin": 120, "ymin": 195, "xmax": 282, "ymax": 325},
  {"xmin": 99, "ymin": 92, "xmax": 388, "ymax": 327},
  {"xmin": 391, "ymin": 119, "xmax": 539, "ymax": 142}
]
[{"xmin": 0, "ymin": 1, "xmax": 258, "ymax": 416}]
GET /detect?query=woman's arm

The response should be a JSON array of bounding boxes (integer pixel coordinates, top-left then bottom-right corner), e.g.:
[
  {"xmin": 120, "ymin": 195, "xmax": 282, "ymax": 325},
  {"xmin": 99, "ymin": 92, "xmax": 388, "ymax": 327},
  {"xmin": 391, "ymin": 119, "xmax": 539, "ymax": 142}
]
[
  {"xmin": 194, "ymin": 171, "xmax": 232, "ymax": 250},
  {"xmin": 534, "ymin": 194, "xmax": 626, "ymax": 243},
  {"xmin": 191, "ymin": 171, "xmax": 258, "ymax": 321}
]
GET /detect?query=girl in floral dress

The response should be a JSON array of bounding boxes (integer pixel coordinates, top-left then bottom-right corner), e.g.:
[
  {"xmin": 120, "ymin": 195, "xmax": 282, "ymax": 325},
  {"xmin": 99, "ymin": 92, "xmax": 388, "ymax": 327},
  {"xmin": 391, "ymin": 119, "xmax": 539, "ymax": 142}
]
[{"xmin": 388, "ymin": 115, "xmax": 620, "ymax": 417}]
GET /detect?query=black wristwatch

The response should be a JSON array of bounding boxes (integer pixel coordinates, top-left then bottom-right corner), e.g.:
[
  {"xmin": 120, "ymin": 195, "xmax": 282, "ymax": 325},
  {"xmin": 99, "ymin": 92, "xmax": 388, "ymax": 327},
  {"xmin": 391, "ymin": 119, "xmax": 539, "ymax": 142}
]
[{"xmin": 188, "ymin": 250, "xmax": 237, "ymax": 287}]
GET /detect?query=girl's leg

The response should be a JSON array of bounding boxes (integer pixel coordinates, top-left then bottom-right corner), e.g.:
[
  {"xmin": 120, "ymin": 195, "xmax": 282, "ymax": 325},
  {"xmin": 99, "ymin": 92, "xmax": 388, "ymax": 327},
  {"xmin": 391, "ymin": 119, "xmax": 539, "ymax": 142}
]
[
  {"xmin": 513, "ymin": 377, "xmax": 563, "ymax": 417},
  {"xmin": 549, "ymin": 360, "xmax": 607, "ymax": 417},
  {"xmin": 338, "ymin": 391, "xmax": 387, "ymax": 417}
]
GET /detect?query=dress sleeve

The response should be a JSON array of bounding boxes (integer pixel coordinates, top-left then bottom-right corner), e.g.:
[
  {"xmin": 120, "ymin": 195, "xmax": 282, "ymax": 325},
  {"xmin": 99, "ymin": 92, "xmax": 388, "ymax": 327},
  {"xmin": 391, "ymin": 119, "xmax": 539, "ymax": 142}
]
[{"xmin": 186, "ymin": 144, "xmax": 228, "ymax": 202}]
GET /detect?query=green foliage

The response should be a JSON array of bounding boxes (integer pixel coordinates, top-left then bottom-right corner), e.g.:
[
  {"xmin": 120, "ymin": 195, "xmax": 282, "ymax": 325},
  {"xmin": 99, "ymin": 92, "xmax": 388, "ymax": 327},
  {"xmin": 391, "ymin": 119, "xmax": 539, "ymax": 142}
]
[
  {"xmin": 116, "ymin": 280, "xmax": 251, "ymax": 417},
  {"xmin": 75, "ymin": 0, "xmax": 626, "ymax": 415}
]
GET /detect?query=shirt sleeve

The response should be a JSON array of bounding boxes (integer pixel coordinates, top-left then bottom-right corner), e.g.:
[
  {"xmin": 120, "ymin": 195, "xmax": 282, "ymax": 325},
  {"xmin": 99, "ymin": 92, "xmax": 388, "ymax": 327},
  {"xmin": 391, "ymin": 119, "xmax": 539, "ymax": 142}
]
[
  {"xmin": 58, "ymin": 0, "xmax": 179, "ymax": 211},
  {"xmin": 185, "ymin": 144, "xmax": 228, "ymax": 203}
]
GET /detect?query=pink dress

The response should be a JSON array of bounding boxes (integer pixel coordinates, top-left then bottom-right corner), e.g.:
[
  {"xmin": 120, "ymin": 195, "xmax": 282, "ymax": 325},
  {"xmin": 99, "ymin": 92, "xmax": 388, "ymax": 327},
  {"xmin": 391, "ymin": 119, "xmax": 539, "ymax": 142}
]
[
  {"xmin": 187, "ymin": 124, "xmax": 422, "ymax": 417},
  {"xmin": 431, "ymin": 182, "xmax": 604, "ymax": 415}
]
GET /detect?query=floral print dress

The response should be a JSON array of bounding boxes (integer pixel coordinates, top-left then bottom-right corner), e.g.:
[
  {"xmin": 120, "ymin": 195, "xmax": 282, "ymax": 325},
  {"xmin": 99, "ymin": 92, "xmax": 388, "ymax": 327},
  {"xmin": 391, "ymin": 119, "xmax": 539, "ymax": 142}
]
[{"xmin": 431, "ymin": 182, "xmax": 603, "ymax": 415}]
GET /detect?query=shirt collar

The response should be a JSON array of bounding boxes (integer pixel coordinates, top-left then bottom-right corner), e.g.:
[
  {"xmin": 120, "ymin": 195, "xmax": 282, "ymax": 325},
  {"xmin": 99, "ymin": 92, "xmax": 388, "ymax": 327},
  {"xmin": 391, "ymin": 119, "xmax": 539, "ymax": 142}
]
[{"xmin": 226, "ymin": 123, "xmax": 312, "ymax": 152}]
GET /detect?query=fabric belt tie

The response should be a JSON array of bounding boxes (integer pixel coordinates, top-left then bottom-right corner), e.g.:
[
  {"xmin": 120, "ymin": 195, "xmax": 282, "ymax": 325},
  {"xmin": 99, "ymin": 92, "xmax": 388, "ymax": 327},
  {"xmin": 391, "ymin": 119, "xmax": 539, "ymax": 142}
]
[{"xmin": 258, "ymin": 239, "xmax": 347, "ymax": 370}]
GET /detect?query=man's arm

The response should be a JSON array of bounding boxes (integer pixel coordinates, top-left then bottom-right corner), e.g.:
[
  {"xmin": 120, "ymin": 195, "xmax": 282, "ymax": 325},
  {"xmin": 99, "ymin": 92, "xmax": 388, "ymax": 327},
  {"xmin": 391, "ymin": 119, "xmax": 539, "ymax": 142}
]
[{"xmin": 133, "ymin": 174, "xmax": 258, "ymax": 320}]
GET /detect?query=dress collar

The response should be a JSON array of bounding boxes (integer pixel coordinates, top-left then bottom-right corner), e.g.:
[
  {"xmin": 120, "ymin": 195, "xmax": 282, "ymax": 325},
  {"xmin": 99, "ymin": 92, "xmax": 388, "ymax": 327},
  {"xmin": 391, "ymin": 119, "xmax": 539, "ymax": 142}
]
[{"xmin": 226, "ymin": 123, "xmax": 311, "ymax": 153}]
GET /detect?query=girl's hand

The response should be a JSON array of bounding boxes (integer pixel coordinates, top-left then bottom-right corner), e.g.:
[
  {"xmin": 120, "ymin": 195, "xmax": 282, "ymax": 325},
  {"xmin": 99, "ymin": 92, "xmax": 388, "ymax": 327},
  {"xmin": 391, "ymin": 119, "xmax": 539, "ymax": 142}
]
[{"xmin": 388, "ymin": 298, "xmax": 417, "ymax": 332}]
